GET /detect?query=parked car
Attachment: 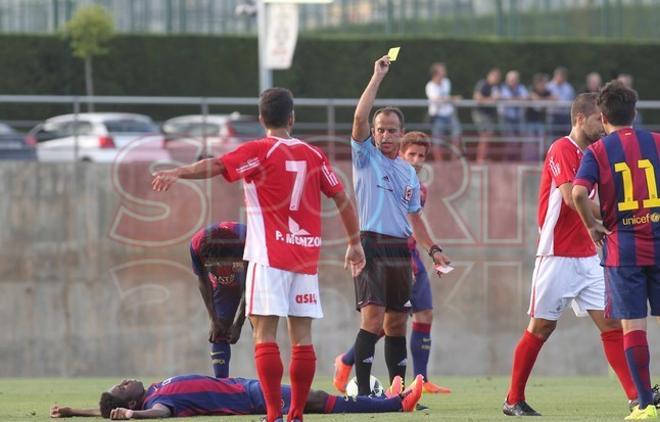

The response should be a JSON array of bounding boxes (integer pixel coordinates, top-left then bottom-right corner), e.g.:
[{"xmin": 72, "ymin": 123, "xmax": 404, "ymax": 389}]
[
  {"xmin": 0, "ymin": 122, "xmax": 36, "ymax": 160},
  {"xmin": 28, "ymin": 113, "xmax": 170, "ymax": 163},
  {"xmin": 162, "ymin": 113, "xmax": 264, "ymax": 160}
]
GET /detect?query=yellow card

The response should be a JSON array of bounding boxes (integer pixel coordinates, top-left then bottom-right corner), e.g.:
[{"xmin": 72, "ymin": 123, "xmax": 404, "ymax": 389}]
[{"xmin": 387, "ymin": 46, "xmax": 400, "ymax": 61}]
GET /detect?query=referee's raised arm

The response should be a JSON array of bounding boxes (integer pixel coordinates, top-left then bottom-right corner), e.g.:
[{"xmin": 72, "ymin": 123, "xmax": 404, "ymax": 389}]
[{"xmin": 352, "ymin": 55, "xmax": 391, "ymax": 143}]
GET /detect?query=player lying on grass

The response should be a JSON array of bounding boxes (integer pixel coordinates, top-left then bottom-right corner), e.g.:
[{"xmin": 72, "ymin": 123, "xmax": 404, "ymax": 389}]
[{"xmin": 49, "ymin": 373, "xmax": 424, "ymax": 419}]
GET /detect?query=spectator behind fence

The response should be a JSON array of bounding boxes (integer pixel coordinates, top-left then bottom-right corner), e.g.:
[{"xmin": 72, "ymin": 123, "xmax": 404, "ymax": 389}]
[
  {"xmin": 526, "ymin": 73, "xmax": 555, "ymax": 161},
  {"xmin": 581, "ymin": 72, "xmax": 602, "ymax": 94},
  {"xmin": 472, "ymin": 67, "xmax": 501, "ymax": 163},
  {"xmin": 546, "ymin": 66, "xmax": 575, "ymax": 136},
  {"xmin": 499, "ymin": 70, "xmax": 529, "ymax": 160},
  {"xmin": 425, "ymin": 62, "xmax": 462, "ymax": 159},
  {"xmin": 617, "ymin": 73, "xmax": 643, "ymax": 127}
]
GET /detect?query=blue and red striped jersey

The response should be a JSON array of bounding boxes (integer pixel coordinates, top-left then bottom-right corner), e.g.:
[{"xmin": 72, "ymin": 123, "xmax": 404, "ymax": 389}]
[
  {"xmin": 142, "ymin": 375, "xmax": 276, "ymax": 417},
  {"xmin": 190, "ymin": 221, "xmax": 247, "ymax": 278},
  {"xmin": 574, "ymin": 128, "xmax": 660, "ymax": 266}
]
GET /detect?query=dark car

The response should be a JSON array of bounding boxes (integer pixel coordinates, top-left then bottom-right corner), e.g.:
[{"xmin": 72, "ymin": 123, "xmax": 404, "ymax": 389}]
[{"xmin": 0, "ymin": 122, "xmax": 36, "ymax": 160}]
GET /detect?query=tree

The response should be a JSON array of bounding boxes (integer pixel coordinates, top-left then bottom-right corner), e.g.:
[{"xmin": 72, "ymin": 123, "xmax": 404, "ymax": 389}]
[{"xmin": 63, "ymin": 5, "xmax": 115, "ymax": 112}]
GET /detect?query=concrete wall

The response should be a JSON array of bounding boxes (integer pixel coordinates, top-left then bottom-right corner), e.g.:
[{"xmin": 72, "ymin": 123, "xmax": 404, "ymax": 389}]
[{"xmin": 1, "ymin": 160, "xmax": 658, "ymax": 378}]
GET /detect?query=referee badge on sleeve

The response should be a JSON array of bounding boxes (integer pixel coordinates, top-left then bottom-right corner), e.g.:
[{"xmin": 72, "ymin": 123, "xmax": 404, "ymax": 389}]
[{"xmin": 404, "ymin": 185, "xmax": 413, "ymax": 202}]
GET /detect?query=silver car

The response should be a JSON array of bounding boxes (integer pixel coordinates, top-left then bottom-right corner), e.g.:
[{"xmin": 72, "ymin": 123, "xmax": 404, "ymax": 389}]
[
  {"xmin": 162, "ymin": 113, "xmax": 264, "ymax": 161},
  {"xmin": 29, "ymin": 113, "xmax": 170, "ymax": 163}
]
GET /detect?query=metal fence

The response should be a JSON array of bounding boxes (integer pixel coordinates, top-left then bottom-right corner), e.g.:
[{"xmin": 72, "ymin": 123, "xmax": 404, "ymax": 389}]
[
  {"xmin": 3, "ymin": 94, "xmax": 660, "ymax": 163},
  {"xmin": 1, "ymin": 0, "xmax": 659, "ymax": 40}
]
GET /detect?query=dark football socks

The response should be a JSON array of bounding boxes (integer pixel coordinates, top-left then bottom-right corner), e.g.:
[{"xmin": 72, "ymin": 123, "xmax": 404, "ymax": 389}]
[
  {"xmin": 384, "ymin": 335, "xmax": 407, "ymax": 384},
  {"xmin": 410, "ymin": 322, "xmax": 431, "ymax": 381},
  {"xmin": 624, "ymin": 330, "xmax": 653, "ymax": 408},
  {"xmin": 353, "ymin": 329, "xmax": 379, "ymax": 396},
  {"xmin": 211, "ymin": 341, "xmax": 231, "ymax": 378},
  {"xmin": 342, "ymin": 329, "xmax": 384, "ymax": 366},
  {"xmin": 325, "ymin": 395, "xmax": 402, "ymax": 413}
]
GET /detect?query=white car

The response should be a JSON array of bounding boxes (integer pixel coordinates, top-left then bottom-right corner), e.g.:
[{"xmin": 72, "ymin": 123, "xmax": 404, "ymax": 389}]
[
  {"xmin": 29, "ymin": 113, "xmax": 170, "ymax": 163},
  {"xmin": 162, "ymin": 113, "xmax": 264, "ymax": 161}
]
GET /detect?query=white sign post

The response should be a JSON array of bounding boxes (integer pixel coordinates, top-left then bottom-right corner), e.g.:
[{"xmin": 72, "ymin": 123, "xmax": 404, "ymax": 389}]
[{"xmin": 257, "ymin": 0, "xmax": 333, "ymax": 93}]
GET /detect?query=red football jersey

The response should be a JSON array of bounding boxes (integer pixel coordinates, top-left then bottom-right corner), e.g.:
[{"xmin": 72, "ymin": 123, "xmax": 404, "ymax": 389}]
[
  {"xmin": 220, "ymin": 136, "xmax": 344, "ymax": 274},
  {"xmin": 537, "ymin": 137, "xmax": 597, "ymax": 257}
]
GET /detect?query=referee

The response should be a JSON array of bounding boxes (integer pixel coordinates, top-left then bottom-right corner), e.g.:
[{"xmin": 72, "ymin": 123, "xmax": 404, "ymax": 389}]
[{"xmin": 349, "ymin": 55, "xmax": 451, "ymax": 396}]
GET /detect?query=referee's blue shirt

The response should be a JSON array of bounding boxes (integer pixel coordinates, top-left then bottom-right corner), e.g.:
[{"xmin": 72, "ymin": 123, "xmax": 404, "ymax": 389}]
[{"xmin": 352, "ymin": 136, "xmax": 421, "ymax": 238}]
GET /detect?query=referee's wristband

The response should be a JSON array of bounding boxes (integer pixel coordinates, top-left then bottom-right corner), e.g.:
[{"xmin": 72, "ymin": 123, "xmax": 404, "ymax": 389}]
[{"xmin": 428, "ymin": 244, "xmax": 443, "ymax": 257}]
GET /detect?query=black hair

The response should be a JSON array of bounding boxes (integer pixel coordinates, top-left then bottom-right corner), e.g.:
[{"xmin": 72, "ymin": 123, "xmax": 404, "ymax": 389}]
[
  {"xmin": 597, "ymin": 80, "xmax": 638, "ymax": 126},
  {"xmin": 199, "ymin": 225, "xmax": 244, "ymax": 261},
  {"xmin": 99, "ymin": 392, "xmax": 129, "ymax": 419},
  {"xmin": 259, "ymin": 87, "xmax": 294, "ymax": 128}
]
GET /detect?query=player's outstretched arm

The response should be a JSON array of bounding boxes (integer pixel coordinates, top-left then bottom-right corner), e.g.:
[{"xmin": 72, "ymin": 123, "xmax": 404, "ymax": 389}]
[
  {"xmin": 109, "ymin": 404, "xmax": 171, "ymax": 420},
  {"xmin": 50, "ymin": 405, "xmax": 101, "ymax": 418},
  {"xmin": 572, "ymin": 185, "xmax": 610, "ymax": 246},
  {"xmin": 409, "ymin": 212, "xmax": 451, "ymax": 276},
  {"xmin": 352, "ymin": 55, "xmax": 390, "ymax": 143},
  {"xmin": 332, "ymin": 191, "xmax": 365, "ymax": 276},
  {"xmin": 152, "ymin": 158, "xmax": 225, "ymax": 192}
]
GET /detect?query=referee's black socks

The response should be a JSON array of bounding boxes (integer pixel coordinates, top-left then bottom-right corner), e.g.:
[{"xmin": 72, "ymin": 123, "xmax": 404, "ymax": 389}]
[
  {"xmin": 353, "ymin": 329, "xmax": 379, "ymax": 396},
  {"xmin": 384, "ymin": 335, "xmax": 407, "ymax": 385}
]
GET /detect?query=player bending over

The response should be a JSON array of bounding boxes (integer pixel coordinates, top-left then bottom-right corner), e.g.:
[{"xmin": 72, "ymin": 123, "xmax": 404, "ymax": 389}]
[
  {"xmin": 49, "ymin": 373, "xmax": 424, "ymax": 419},
  {"xmin": 334, "ymin": 132, "xmax": 451, "ymax": 395},
  {"xmin": 504, "ymin": 93, "xmax": 658, "ymax": 417},
  {"xmin": 189, "ymin": 221, "xmax": 248, "ymax": 378}
]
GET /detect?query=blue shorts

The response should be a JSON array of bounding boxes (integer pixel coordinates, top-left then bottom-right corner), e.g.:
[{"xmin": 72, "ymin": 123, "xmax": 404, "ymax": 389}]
[
  {"xmin": 213, "ymin": 284, "xmax": 242, "ymax": 322},
  {"xmin": 244, "ymin": 378, "xmax": 292, "ymax": 415},
  {"xmin": 604, "ymin": 266, "xmax": 660, "ymax": 319},
  {"xmin": 191, "ymin": 244, "xmax": 242, "ymax": 323},
  {"xmin": 410, "ymin": 248, "xmax": 433, "ymax": 313}
]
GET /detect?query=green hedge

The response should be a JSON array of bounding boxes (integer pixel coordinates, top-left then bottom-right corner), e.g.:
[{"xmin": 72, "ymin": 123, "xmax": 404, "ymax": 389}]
[{"xmin": 1, "ymin": 34, "xmax": 659, "ymax": 122}]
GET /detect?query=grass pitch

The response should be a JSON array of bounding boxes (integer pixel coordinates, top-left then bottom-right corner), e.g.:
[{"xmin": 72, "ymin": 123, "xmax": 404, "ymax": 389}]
[{"xmin": 0, "ymin": 376, "xmax": 653, "ymax": 421}]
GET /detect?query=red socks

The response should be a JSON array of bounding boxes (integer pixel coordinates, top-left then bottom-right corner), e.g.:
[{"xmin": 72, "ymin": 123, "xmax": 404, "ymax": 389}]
[
  {"xmin": 288, "ymin": 345, "xmax": 317, "ymax": 422},
  {"xmin": 600, "ymin": 329, "xmax": 637, "ymax": 400},
  {"xmin": 507, "ymin": 328, "xmax": 639, "ymax": 405},
  {"xmin": 507, "ymin": 330, "xmax": 545, "ymax": 404},
  {"xmin": 255, "ymin": 342, "xmax": 284, "ymax": 422},
  {"xmin": 255, "ymin": 343, "xmax": 317, "ymax": 421}
]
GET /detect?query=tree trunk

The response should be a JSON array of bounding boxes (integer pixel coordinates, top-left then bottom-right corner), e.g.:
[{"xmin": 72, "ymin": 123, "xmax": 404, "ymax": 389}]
[{"xmin": 85, "ymin": 56, "xmax": 94, "ymax": 112}]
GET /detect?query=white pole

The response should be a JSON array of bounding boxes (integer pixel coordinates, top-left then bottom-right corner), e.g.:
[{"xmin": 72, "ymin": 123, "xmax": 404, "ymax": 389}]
[{"xmin": 257, "ymin": 0, "xmax": 272, "ymax": 93}]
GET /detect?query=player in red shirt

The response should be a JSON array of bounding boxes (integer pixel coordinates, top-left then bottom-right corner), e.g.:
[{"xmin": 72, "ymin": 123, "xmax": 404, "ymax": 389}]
[
  {"xmin": 152, "ymin": 88, "xmax": 366, "ymax": 422},
  {"xmin": 503, "ymin": 93, "xmax": 641, "ymax": 416},
  {"xmin": 573, "ymin": 81, "xmax": 660, "ymax": 420}
]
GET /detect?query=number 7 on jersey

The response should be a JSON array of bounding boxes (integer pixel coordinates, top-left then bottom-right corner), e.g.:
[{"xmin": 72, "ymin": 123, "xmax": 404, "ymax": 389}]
[{"xmin": 286, "ymin": 160, "xmax": 307, "ymax": 211}]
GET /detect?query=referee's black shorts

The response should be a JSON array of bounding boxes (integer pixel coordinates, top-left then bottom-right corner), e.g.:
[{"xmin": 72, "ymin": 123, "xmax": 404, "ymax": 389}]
[{"xmin": 353, "ymin": 231, "xmax": 412, "ymax": 312}]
